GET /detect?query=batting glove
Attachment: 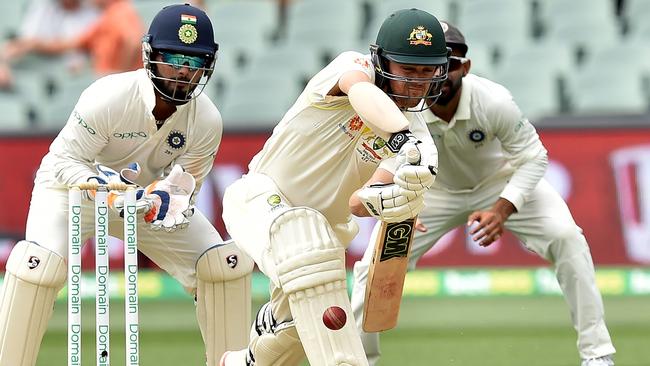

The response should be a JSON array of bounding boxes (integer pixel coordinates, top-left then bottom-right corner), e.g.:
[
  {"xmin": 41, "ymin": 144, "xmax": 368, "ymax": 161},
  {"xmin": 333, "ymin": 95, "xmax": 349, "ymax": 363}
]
[
  {"xmin": 389, "ymin": 132, "xmax": 438, "ymax": 192},
  {"xmin": 357, "ymin": 183, "xmax": 424, "ymax": 223},
  {"xmin": 142, "ymin": 164, "xmax": 196, "ymax": 232}
]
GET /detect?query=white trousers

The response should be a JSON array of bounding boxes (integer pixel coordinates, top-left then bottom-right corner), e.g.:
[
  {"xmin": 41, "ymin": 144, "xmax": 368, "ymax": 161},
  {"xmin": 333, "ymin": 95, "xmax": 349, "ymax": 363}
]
[
  {"xmin": 351, "ymin": 178, "xmax": 616, "ymax": 363},
  {"xmin": 25, "ymin": 186, "xmax": 224, "ymax": 289},
  {"xmin": 222, "ymin": 174, "xmax": 358, "ymax": 360}
]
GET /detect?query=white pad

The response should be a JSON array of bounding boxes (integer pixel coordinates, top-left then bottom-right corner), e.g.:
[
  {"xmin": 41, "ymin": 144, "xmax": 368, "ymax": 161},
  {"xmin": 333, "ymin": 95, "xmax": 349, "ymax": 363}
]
[
  {"xmin": 270, "ymin": 208, "xmax": 369, "ymax": 366},
  {"xmin": 245, "ymin": 302, "xmax": 304, "ymax": 366},
  {"xmin": 196, "ymin": 242, "xmax": 255, "ymax": 366},
  {"xmin": 0, "ymin": 241, "xmax": 67, "ymax": 366}
]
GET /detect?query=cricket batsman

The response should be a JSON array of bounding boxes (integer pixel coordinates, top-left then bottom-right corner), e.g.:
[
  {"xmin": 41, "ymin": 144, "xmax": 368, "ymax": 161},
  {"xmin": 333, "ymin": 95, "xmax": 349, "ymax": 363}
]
[
  {"xmin": 350, "ymin": 20, "xmax": 616, "ymax": 366},
  {"xmin": 220, "ymin": 8, "xmax": 449, "ymax": 366},
  {"xmin": 0, "ymin": 5, "xmax": 252, "ymax": 366}
]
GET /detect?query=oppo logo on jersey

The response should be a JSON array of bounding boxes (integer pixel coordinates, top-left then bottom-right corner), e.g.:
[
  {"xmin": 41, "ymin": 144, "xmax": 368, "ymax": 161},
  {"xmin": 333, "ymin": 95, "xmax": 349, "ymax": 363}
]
[
  {"xmin": 72, "ymin": 111, "xmax": 96, "ymax": 135},
  {"xmin": 113, "ymin": 132, "xmax": 148, "ymax": 139}
]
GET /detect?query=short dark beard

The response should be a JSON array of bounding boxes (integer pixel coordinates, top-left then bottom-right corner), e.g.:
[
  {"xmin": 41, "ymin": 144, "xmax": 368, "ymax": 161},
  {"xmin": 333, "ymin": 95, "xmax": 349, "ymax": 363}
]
[{"xmin": 435, "ymin": 77, "xmax": 462, "ymax": 106}]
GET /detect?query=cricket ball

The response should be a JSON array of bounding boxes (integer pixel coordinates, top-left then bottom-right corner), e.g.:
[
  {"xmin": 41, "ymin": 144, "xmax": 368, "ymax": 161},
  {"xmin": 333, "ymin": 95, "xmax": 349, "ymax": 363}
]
[{"xmin": 322, "ymin": 306, "xmax": 347, "ymax": 330}]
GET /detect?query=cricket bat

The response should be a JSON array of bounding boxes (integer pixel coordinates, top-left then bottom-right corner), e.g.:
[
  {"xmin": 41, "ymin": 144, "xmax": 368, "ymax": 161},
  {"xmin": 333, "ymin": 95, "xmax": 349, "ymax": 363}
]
[
  {"xmin": 363, "ymin": 144, "xmax": 421, "ymax": 332},
  {"xmin": 362, "ymin": 217, "xmax": 416, "ymax": 332}
]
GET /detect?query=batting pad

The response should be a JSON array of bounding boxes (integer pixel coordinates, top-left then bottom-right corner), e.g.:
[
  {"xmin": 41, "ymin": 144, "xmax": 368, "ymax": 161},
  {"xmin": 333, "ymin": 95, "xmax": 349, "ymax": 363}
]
[
  {"xmin": 270, "ymin": 208, "xmax": 369, "ymax": 366},
  {"xmin": 196, "ymin": 242, "xmax": 254, "ymax": 365},
  {"xmin": 247, "ymin": 302, "xmax": 305, "ymax": 366},
  {"xmin": 0, "ymin": 241, "xmax": 66, "ymax": 366}
]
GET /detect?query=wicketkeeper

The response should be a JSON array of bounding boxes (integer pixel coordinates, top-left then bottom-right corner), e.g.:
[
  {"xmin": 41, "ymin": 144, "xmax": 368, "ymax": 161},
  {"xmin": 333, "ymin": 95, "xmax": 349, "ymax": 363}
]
[
  {"xmin": 220, "ymin": 8, "xmax": 448, "ymax": 366},
  {"xmin": 0, "ymin": 5, "xmax": 252, "ymax": 366}
]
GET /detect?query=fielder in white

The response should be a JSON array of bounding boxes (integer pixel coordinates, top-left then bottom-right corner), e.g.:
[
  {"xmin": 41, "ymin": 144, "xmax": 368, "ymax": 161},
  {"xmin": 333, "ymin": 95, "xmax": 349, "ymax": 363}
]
[
  {"xmin": 350, "ymin": 21, "xmax": 616, "ymax": 366},
  {"xmin": 220, "ymin": 9, "xmax": 449, "ymax": 366},
  {"xmin": 0, "ymin": 5, "xmax": 253, "ymax": 366}
]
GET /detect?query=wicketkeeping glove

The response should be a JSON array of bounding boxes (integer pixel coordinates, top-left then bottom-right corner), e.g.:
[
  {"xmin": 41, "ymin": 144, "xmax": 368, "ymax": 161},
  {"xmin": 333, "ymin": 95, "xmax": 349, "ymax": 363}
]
[
  {"xmin": 83, "ymin": 163, "xmax": 152, "ymax": 216},
  {"xmin": 388, "ymin": 131, "xmax": 438, "ymax": 192},
  {"xmin": 142, "ymin": 164, "xmax": 196, "ymax": 232},
  {"xmin": 357, "ymin": 183, "xmax": 424, "ymax": 223}
]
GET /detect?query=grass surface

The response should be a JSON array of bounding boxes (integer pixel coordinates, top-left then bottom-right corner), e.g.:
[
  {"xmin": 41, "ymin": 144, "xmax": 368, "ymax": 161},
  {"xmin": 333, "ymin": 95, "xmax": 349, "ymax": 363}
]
[{"xmin": 38, "ymin": 296, "xmax": 650, "ymax": 365}]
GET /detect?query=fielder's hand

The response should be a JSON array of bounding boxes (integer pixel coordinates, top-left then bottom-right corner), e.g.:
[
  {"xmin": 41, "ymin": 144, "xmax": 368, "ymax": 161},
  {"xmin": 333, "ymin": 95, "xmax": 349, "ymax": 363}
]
[
  {"xmin": 392, "ymin": 133, "xmax": 438, "ymax": 193},
  {"xmin": 357, "ymin": 183, "xmax": 424, "ymax": 223},
  {"xmin": 142, "ymin": 164, "xmax": 196, "ymax": 232}
]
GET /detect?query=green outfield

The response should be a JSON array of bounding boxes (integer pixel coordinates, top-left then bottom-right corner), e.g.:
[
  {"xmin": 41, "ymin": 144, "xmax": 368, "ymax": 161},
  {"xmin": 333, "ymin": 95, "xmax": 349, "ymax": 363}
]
[{"xmin": 38, "ymin": 296, "xmax": 650, "ymax": 366}]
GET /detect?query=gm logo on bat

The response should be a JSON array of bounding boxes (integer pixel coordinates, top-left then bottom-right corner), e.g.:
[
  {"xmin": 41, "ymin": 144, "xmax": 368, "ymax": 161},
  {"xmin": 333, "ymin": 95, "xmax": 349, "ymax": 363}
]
[{"xmin": 379, "ymin": 219, "xmax": 414, "ymax": 261}]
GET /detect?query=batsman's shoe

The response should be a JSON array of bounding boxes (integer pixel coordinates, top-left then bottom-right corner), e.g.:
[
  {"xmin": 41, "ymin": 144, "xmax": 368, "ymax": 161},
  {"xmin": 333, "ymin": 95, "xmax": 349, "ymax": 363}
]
[
  {"xmin": 220, "ymin": 350, "xmax": 248, "ymax": 366},
  {"xmin": 581, "ymin": 355, "xmax": 614, "ymax": 366}
]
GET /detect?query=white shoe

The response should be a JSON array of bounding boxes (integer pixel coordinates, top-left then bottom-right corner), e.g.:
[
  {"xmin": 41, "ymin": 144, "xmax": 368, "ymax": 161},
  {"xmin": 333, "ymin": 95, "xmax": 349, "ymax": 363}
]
[
  {"xmin": 220, "ymin": 349, "xmax": 249, "ymax": 366},
  {"xmin": 581, "ymin": 354, "xmax": 614, "ymax": 366}
]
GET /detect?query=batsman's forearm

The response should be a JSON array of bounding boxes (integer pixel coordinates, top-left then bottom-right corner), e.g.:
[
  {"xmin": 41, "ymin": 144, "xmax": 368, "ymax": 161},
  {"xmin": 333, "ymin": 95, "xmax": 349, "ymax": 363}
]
[
  {"xmin": 347, "ymin": 82, "xmax": 409, "ymax": 140},
  {"xmin": 349, "ymin": 190, "xmax": 372, "ymax": 218}
]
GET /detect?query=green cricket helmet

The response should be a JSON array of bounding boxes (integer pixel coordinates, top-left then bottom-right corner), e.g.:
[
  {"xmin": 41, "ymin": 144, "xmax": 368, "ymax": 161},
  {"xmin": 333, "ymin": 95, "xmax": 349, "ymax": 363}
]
[{"xmin": 371, "ymin": 8, "xmax": 450, "ymax": 109}]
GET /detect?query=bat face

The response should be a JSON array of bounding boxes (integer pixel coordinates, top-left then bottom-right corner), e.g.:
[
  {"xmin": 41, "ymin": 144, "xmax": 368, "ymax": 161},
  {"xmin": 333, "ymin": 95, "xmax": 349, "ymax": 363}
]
[{"xmin": 363, "ymin": 218, "xmax": 416, "ymax": 332}]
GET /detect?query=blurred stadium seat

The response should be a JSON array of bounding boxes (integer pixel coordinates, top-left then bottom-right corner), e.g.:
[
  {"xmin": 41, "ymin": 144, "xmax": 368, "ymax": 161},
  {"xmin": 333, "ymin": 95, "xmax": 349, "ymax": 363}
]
[
  {"xmin": 1, "ymin": 0, "xmax": 649, "ymax": 132},
  {"xmin": 0, "ymin": 92, "xmax": 32, "ymax": 132},
  {"xmin": 133, "ymin": 0, "xmax": 179, "ymax": 27},
  {"xmin": 208, "ymin": 0, "xmax": 279, "ymax": 65},
  {"xmin": 628, "ymin": 17, "xmax": 650, "ymax": 42},
  {"xmin": 620, "ymin": 0, "xmax": 650, "ymax": 30},
  {"xmin": 464, "ymin": 42, "xmax": 496, "ymax": 79},
  {"xmin": 536, "ymin": 0, "xmax": 615, "ymax": 28},
  {"xmin": 36, "ymin": 71, "xmax": 97, "ymax": 129},
  {"xmin": 218, "ymin": 71, "xmax": 303, "ymax": 129},
  {"xmin": 566, "ymin": 66, "xmax": 647, "ymax": 115},
  {"xmin": 457, "ymin": 0, "xmax": 532, "ymax": 52},
  {"xmin": 538, "ymin": 0, "xmax": 622, "ymax": 57},
  {"xmin": 543, "ymin": 17, "xmax": 621, "ymax": 58},
  {"xmin": 247, "ymin": 43, "xmax": 323, "ymax": 83},
  {"xmin": 0, "ymin": 2, "xmax": 26, "ymax": 39},
  {"xmin": 493, "ymin": 66, "xmax": 561, "ymax": 120},
  {"xmin": 285, "ymin": 0, "xmax": 364, "ymax": 57},
  {"xmin": 208, "ymin": 0, "xmax": 278, "ymax": 37},
  {"xmin": 498, "ymin": 41, "xmax": 574, "ymax": 81},
  {"xmin": 368, "ymin": 0, "xmax": 452, "ymax": 33},
  {"xmin": 38, "ymin": 92, "xmax": 79, "ymax": 130}
]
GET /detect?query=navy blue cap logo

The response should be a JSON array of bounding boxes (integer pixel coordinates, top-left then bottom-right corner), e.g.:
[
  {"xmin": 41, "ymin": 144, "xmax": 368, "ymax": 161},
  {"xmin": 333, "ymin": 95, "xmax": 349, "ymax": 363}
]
[{"xmin": 167, "ymin": 130, "xmax": 186, "ymax": 150}]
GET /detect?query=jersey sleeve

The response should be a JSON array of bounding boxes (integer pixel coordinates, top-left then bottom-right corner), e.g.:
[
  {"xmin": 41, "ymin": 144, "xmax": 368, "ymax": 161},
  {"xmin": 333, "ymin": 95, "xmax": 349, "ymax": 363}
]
[
  {"xmin": 48, "ymin": 81, "xmax": 112, "ymax": 185},
  {"xmin": 305, "ymin": 51, "xmax": 375, "ymax": 103},
  {"xmin": 172, "ymin": 100, "xmax": 222, "ymax": 205},
  {"xmin": 491, "ymin": 97, "xmax": 548, "ymax": 211}
]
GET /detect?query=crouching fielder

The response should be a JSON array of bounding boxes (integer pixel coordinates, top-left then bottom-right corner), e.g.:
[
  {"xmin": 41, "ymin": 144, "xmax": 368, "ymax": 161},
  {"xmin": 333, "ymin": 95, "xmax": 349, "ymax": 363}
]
[{"xmin": 220, "ymin": 8, "xmax": 449, "ymax": 366}]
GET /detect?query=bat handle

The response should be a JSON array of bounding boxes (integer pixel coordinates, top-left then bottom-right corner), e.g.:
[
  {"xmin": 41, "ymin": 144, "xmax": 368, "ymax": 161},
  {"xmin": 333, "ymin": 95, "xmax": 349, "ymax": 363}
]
[{"xmin": 405, "ymin": 145, "xmax": 421, "ymax": 165}]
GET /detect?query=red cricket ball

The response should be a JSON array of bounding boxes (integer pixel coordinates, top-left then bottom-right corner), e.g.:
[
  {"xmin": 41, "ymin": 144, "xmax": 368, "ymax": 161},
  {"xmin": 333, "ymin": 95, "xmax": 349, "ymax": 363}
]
[{"xmin": 322, "ymin": 306, "xmax": 347, "ymax": 330}]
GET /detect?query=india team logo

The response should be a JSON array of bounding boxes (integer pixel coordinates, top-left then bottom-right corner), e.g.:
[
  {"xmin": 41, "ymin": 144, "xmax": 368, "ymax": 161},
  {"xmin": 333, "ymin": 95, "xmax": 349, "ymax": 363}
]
[
  {"xmin": 179, "ymin": 24, "xmax": 198, "ymax": 44},
  {"xmin": 167, "ymin": 130, "xmax": 186, "ymax": 150},
  {"xmin": 468, "ymin": 129, "xmax": 486, "ymax": 143},
  {"xmin": 407, "ymin": 26, "xmax": 433, "ymax": 46},
  {"xmin": 179, "ymin": 14, "xmax": 198, "ymax": 44},
  {"xmin": 610, "ymin": 145, "xmax": 650, "ymax": 263}
]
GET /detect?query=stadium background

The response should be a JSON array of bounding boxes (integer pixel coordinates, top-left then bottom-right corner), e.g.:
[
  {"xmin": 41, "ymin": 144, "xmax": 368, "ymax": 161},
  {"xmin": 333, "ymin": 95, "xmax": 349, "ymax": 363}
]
[{"xmin": 0, "ymin": 0, "xmax": 649, "ymax": 365}]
